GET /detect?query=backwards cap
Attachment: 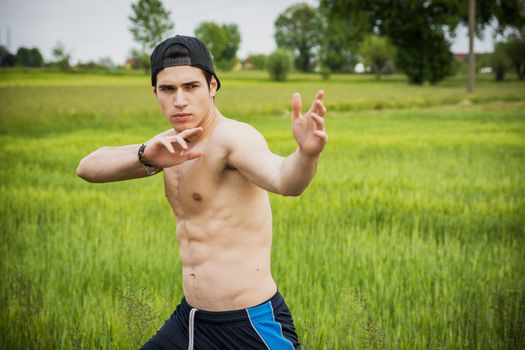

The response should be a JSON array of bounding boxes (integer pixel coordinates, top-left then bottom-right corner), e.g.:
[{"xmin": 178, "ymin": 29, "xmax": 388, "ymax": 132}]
[{"xmin": 150, "ymin": 35, "xmax": 221, "ymax": 90}]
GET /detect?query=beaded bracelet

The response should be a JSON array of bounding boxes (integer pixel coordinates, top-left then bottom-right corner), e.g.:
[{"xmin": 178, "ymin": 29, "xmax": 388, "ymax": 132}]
[{"xmin": 138, "ymin": 144, "xmax": 162, "ymax": 175}]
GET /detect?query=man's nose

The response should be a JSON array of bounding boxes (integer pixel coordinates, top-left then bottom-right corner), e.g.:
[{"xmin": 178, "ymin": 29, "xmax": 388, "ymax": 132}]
[{"xmin": 174, "ymin": 90, "xmax": 187, "ymax": 108}]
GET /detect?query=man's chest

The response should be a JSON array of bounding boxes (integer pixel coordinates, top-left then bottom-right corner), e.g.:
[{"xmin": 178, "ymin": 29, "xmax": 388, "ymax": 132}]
[{"xmin": 162, "ymin": 140, "xmax": 234, "ymax": 217}]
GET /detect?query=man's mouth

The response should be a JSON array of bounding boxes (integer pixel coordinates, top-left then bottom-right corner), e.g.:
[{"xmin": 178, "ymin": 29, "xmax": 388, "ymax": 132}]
[{"xmin": 173, "ymin": 113, "xmax": 191, "ymax": 121}]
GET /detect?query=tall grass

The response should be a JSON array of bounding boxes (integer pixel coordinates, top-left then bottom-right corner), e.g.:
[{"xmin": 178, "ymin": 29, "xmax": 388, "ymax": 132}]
[{"xmin": 1, "ymin": 69, "xmax": 524, "ymax": 349}]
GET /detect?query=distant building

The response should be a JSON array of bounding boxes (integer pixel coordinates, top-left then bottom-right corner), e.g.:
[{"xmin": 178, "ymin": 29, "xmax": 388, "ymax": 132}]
[
  {"xmin": 124, "ymin": 58, "xmax": 143, "ymax": 70},
  {"xmin": 453, "ymin": 52, "xmax": 492, "ymax": 62},
  {"xmin": 453, "ymin": 52, "xmax": 494, "ymax": 74},
  {"xmin": 453, "ymin": 53, "xmax": 468, "ymax": 62},
  {"xmin": 354, "ymin": 62, "xmax": 365, "ymax": 73}
]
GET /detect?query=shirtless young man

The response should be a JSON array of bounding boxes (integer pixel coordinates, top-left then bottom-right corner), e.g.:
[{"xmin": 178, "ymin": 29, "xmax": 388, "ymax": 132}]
[{"xmin": 77, "ymin": 35, "xmax": 327, "ymax": 350}]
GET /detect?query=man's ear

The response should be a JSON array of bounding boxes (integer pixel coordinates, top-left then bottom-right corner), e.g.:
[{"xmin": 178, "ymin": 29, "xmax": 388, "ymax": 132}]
[{"xmin": 210, "ymin": 76, "xmax": 218, "ymax": 97}]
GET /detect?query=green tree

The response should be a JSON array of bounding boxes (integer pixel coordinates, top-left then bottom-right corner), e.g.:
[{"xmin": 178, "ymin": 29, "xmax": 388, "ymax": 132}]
[
  {"xmin": 320, "ymin": 0, "xmax": 525, "ymax": 84},
  {"xmin": 128, "ymin": 0, "xmax": 174, "ymax": 52},
  {"xmin": 128, "ymin": 48, "xmax": 150, "ymax": 70},
  {"xmin": 391, "ymin": 22, "xmax": 455, "ymax": 85},
  {"xmin": 0, "ymin": 46, "xmax": 16, "ymax": 67},
  {"xmin": 321, "ymin": 0, "xmax": 458, "ymax": 84},
  {"xmin": 274, "ymin": 3, "xmax": 322, "ymax": 72},
  {"xmin": 491, "ymin": 41, "xmax": 510, "ymax": 81},
  {"xmin": 359, "ymin": 35, "xmax": 396, "ymax": 80},
  {"xmin": 505, "ymin": 32, "xmax": 525, "ymax": 80},
  {"xmin": 15, "ymin": 47, "xmax": 44, "ymax": 67},
  {"xmin": 195, "ymin": 22, "xmax": 226, "ymax": 62},
  {"xmin": 267, "ymin": 49, "xmax": 293, "ymax": 81},
  {"xmin": 489, "ymin": 31, "xmax": 525, "ymax": 81},
  {"xmin": 245, "ymin": 54, "xmax": 267, "ymax": 70},
  {"xmin": 52, "ymin": 42, "xmax": 70, "ymax": 70},
  {"xmin": 195, "ymin": 22, "xmax": 241, "ymax": 71},
  {"xmin": 30, "ymin": 48, "xmax": 44, "ymax": 67},
  {"xmin": 456, "ymin": 0, "xmax": 525, "ymax": 36},
  {"xmin": 319, "ymin": 5, "xmax": 365, "ymax": 72},
  {"xmin": 218, "ymin": 24, "xmax": 241, "ymax": 71}
]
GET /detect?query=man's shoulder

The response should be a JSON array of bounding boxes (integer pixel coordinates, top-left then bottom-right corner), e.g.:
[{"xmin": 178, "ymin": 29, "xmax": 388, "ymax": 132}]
[
  {"xmin": 216, "ymin": 117, "xmax": 257, "ymax": 133},
  {"xmin": 210, "ymin": 117, "xmax": 270, "ymax": 170},
  {"xmin": 213, "ymin": 117, "xmax": 263, "ymax": 143}
]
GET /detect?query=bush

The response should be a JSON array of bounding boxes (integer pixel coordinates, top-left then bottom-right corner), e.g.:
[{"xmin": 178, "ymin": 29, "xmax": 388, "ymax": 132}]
[
  {"xmin": 15, "ymin": 47, "xmax": 44, "ymax": 67},
  {"xmin": 128, "ymin": 49, "xmax": 150, "ymax": 70},
  {"xmin": 0, "ymin": 46, "xmax": 16, "ymax": 67},
  {"xmin": 320, "ymin": 66, "xmax": 332, "ymax": 80},
  {"xmin": 492, "ymin": 42, "xmax": 510, "ymax": 81},
  {"xmin": 245, "ymin": 54, "xmax": 267, "ymax": 70},
  {"xmin": 267, "ymin": 49, "xmax": 292, "ymax": 81}
]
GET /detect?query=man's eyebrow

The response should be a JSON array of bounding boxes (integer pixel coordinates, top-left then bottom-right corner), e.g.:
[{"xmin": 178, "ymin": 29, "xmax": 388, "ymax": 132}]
[
  {"xmin": 182, "ymin": 81, "xmax": 201, "ymax": 86},
  {"xmin": 157, "ymin": 81, "xmax": 201, "ymax": 88}
]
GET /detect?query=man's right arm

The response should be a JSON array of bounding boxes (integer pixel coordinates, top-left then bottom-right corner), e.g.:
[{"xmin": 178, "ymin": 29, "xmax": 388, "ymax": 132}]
[
  {"xmin": 76, "ymin": 143, "xmax": 151, "ymax": 183},
  {"xmin": 76, "ymin": 127, "xmax": 203, "ymax": 183}
]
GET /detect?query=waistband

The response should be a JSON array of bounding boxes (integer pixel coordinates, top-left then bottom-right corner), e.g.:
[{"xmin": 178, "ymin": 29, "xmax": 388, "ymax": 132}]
[{"xmin": 180, "ymin": 291, "xmax": 285, "ymax": 324}]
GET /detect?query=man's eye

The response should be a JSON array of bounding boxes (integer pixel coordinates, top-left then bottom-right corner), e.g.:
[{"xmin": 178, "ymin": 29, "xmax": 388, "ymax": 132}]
[
  {"xmin": 187, "ymin": 85, "xmax": 198, "ymax": 89},
  {"xmin": 160, "ymin": 86, "xmax": 173, "ymax": 91}
]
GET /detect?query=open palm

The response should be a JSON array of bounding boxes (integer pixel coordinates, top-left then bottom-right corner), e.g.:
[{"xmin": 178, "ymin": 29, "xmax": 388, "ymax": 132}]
[{"xmin": 292, "ymin": 90, "xmax": 328, "ymax": 157}]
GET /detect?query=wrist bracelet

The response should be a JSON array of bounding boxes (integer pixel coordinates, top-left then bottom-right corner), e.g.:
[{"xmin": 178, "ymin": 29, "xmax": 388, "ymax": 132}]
[{"xmin": 138, "ymin": 144, "xmax": 162, "ymax": 175}]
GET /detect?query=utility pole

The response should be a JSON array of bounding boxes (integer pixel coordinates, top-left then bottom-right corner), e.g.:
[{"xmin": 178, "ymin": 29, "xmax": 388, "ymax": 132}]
[{"xmin": 468, "ymin": 0, "xmax": 475, "ymax": 93}]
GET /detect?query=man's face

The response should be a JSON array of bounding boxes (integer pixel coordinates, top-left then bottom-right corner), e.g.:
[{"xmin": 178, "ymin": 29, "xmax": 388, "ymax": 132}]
[{"xmin": 153, "ymin": 65, "xmax": 217, "ymax": 132}]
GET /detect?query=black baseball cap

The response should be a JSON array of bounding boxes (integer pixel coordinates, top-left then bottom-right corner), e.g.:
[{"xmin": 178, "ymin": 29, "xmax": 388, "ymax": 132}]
[{"xmin": 150, "ymin": 35, "xmax": 221, "ymax": 90}]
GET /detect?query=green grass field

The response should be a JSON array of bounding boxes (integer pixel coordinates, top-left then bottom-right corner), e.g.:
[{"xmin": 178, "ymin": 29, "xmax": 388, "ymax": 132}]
[{"xmin": 1, "ymin": 69, "xmax": 524, "ymax": 349}]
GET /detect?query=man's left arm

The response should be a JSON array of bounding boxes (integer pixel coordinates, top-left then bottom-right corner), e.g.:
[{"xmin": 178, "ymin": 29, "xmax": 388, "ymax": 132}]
[{"xmin": 226, "ymin": 90, "xmax": 327, "ymax": 196}]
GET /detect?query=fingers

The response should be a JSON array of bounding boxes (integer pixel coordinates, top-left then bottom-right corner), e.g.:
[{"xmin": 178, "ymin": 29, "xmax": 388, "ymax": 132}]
[
  {"xmin": 182, "ymin": 151, "xmax": 202, "ymax": 161},
  {"xmin": 314, "ymin": 100, "xmax": 327, "ymax": 116},
  {"xmin": 292, "ymin": 92, "xmax": 302, "ymax": 120},
  {"xmin": 310, "ymin": 100, "xmax": 327, "ymax": 118},
  {"xmin": 179, "ymin": 127, "xmax": 203, "ymax": 139},
  {"xmin": 310, "ymin": 113, "xmax": 325, "ymax": 131},
  {"xmin": 171, "ymin": 136, "xmax": 189, "ymax": 153},
  {"xmin": 160, "ymin": 139, "xmax": 176, "ymax": 154},
  {"xmin": 312, "ymin": 90, "xmax": 326, "ymax": 116},
  {"xmin": 293, "ymin": 90, "xmax": 326, "ymax": 119},
  {"xmin": 314, "ymin": 130, "xmax": 328, "ymax": 142},
  {"xmin": 160, "ymin": 127, "xmax": 203, "ymax": 155},
  {"xmin": 314, "ymin": 89, "xmax": 325, "ymax": 101},
  {"xmin": 157, "ymin": 135, "xmax": 188, "ymax": 155}
]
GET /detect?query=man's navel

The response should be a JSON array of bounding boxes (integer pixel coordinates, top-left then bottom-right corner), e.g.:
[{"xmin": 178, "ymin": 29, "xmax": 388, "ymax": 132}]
[{"xmin": 192, "ymin": 192, "xmax": 202, "ymax": 201}]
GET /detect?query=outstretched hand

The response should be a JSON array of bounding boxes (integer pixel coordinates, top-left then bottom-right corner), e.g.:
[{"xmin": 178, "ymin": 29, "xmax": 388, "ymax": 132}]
[
  {"xmin": 143, "ymin": 127, "xmax": 203, "ymax": 168},
  {"xmin": 292, "ymin": 90, "xmax": 328, "ymax": 157}
]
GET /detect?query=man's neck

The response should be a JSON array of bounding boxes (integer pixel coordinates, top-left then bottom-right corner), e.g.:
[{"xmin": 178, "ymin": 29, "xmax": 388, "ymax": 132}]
[{"xmin": 191, "ymin": 107, "xmax": 222, "ymax": 144}]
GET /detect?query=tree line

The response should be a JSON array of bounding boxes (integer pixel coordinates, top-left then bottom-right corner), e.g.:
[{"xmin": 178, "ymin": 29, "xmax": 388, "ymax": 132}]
[
  {"xmin": 0, "ymin": 42, "xmax": 115, "ymax": 71},
  {"xmin": 318, "ymin": 0, "xmax": 524, "ymax": 84},
  {"xmin": 2, "ymin": 0, "xmax": 524, "ymax": 84},
  {"xmin": 128, "ymin": 0, "xmax": 524, "ymax": 83}
]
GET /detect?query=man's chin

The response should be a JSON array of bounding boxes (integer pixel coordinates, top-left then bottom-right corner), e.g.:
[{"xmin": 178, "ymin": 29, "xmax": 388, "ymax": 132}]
[{"xmin": 172, "ymin": 123, "xmax": 190, "ymax": 132}]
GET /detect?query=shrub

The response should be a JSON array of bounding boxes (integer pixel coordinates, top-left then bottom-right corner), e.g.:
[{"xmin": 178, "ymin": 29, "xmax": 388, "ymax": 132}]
[
  {"xmin": 320, "ymin": 66, "xmax": 332, "ymax": 80},
  {"xmin": 492, "ymin": 42, "xmax": 510, "ymax": 81},
  {"xmin": 267, "ymin": 49, "xmax": 293, "ymax": 81},
  {"xmin": 245, "ymin": 54, "xmax": 267, "ymax": 70}
]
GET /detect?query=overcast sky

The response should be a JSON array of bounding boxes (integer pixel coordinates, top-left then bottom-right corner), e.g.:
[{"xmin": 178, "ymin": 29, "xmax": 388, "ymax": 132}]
[{"xmin": 0, "ymin": 0, "xmax": 496, "ymax": 65}]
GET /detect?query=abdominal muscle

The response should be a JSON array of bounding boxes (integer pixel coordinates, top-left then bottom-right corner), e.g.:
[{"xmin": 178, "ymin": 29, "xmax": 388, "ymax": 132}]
[
  {"xmin": 163, "ymin": 131, "xmax": 279, "ymax": 311},
  {"xmin": 174, "ymin": 197, "xmax": 277, "ymax": 311}
]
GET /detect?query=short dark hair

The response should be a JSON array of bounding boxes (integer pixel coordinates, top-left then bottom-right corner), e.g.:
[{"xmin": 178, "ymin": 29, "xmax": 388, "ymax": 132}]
[{"xmin": 154, "ymin": 44, "xmax": 212, "ymax": 89}]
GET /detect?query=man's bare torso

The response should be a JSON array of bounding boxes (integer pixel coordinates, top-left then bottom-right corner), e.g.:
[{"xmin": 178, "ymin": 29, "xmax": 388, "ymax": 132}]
[
  {"xmin": 163, "ymin": 118, "xmax": 277, "ymax": 311},
  {"xmin": 75, "ymin": 61, "xmax": 326, "ymax": 338}
]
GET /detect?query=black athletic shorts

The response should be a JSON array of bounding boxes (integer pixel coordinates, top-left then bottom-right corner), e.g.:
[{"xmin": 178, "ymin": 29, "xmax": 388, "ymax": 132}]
[{"xmin": 141, "ymin": 291, "xmax": 301, "ymax": 350}]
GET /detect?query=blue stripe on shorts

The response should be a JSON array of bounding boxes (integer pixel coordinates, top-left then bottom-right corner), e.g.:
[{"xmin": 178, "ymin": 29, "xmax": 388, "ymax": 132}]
[{"xmin": 247, "ymin": 300, "xmax": 295, "ymax": 350}]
